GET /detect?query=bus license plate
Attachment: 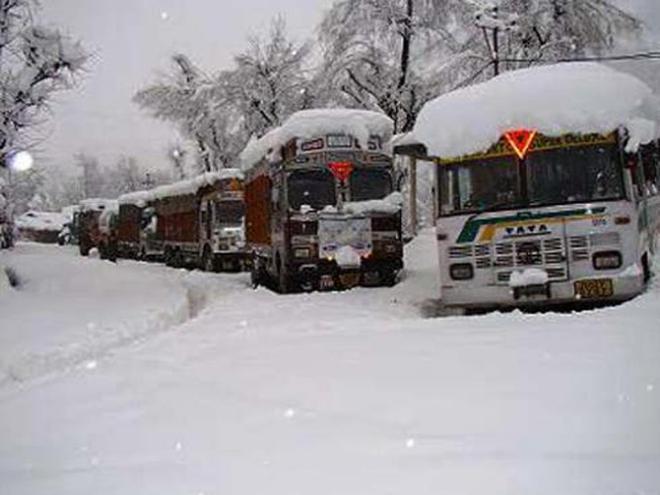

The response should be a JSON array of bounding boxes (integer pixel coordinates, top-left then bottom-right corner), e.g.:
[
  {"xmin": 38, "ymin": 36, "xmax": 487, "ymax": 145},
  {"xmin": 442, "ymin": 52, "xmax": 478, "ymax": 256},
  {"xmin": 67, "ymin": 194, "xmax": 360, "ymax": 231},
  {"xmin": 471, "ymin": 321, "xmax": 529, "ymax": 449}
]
[{"xmin": 574, "ymin": 279, "xmax": 614, "ymax": 299}]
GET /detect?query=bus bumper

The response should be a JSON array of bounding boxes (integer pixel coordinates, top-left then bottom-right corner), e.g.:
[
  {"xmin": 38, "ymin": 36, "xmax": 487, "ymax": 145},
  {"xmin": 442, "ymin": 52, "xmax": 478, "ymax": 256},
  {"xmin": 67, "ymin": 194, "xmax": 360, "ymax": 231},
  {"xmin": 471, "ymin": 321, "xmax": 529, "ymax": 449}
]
[{"xmin": 441, "ymin": 266, "xmax": 645, "ymax": 311}]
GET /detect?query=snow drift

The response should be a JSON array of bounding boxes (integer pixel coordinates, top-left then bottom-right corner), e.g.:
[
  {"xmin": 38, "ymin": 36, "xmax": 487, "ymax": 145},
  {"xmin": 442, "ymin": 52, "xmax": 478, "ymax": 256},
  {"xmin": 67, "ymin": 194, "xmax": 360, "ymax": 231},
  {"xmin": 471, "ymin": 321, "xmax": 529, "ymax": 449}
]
[{"xmin": 405, "ymin": 62, "xmax": 660, "ymax": 159}]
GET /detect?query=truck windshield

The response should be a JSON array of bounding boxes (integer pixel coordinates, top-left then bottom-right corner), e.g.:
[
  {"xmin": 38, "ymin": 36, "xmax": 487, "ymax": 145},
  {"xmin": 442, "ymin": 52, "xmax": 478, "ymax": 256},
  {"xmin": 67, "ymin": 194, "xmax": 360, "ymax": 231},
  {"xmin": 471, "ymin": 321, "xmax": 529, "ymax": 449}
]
[
  {"xmin": 527, "ymin": 143, "xmax": 623, "ymax": 206},
  {"xmin": 288, "ymin": 169, "xmax": 336, "ymax": 210},
  {"xmin": 216, "ymin": 200, "xmax": 245, "ymax": 225},
  {"xmin": 440, "ymin": 155, "xmax": 519, "ymax": 215},
  {"xmin": 350, "ymin": 168, "xmax": 392, "ymax": 201}
]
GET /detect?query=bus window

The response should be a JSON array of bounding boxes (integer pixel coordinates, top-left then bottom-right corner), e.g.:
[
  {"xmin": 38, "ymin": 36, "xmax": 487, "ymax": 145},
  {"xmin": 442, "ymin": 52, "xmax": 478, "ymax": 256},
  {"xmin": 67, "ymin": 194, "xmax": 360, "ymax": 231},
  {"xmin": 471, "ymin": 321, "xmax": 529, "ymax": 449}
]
[
  {"xmin": 438, "ymin": 156, "xmax": 518, "ymax": 215},
  {"xmin": 527, "ymin": 143, "xmax": 623, "ymax": 206}
]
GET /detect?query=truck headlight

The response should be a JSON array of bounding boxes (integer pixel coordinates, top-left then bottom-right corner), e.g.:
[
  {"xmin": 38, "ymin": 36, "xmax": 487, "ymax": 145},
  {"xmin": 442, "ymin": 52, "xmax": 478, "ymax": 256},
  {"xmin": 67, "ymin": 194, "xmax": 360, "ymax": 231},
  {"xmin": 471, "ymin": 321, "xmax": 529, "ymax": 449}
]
[
  {"xmin": 294, "ymin": 247, "xmax": 312, "ymax": 259},
  {"xmin": 593, "ymin": 251, "xmax": 622, "ymax": 270},
  {"xmin": 450, "ymin": 263, "xmax": 474, "ymax": 280}
]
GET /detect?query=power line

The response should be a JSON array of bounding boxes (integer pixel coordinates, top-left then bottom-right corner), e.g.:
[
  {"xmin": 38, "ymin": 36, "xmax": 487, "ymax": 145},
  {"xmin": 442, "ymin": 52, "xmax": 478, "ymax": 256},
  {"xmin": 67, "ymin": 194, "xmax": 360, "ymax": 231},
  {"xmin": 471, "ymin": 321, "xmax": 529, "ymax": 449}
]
[{"xmin": 500, "ymin": 50, "xmax": 660, "ymax": 64}]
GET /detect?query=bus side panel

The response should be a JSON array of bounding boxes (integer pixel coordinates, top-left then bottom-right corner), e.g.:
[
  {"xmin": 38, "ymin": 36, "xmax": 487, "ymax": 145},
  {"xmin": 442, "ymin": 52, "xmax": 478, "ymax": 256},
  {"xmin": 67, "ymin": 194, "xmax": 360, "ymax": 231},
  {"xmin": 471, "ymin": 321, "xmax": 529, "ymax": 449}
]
[{"xmin": 245, "ymin": 174, "xmax": 272, "ymax": 246}]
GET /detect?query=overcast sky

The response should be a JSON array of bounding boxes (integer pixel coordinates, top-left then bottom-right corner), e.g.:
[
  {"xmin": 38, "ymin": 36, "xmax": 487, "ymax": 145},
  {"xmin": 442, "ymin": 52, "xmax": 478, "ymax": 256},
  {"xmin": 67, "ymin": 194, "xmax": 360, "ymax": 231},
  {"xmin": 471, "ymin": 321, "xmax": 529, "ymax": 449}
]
[
  {"xmin": 39, "ymin": 0, "xmax": 660, "ymax": 175},
  {"xmin": 39, "ymin": 0, "xmax": 333, "ymax": 173}
]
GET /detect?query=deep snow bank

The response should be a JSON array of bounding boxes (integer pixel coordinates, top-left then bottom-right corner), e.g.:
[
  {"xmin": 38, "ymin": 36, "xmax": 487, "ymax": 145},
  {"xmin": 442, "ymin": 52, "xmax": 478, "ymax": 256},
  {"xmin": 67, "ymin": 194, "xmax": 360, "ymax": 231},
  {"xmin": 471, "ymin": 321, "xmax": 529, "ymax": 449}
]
[{"xmin": 0, "ymin": 244, "xmax": 239, "ymax": 385}]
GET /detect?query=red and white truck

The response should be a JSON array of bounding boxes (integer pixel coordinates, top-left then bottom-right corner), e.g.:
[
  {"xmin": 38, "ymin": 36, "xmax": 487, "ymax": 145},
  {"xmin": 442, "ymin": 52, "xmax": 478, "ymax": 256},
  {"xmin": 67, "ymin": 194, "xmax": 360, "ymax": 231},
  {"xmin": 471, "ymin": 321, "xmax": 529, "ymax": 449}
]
[
  {"xmin": 242, "ymin": 109, "xmax": 404, "ymax": 292},
  {"xmin": 119, "ymin": 171, "xmax": 248, "ymax": 271},
  {"xmin": 78, "ymin": 199, "xmax": 118, "ymax": 256}
]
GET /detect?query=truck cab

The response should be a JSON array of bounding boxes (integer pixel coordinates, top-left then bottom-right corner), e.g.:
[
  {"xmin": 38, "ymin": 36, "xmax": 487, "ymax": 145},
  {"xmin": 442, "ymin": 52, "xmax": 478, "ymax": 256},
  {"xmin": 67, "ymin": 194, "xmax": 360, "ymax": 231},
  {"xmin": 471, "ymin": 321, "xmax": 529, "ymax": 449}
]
[{"xmin": 243, "ymin": 109, "xmax": 403, "ymax": 292}]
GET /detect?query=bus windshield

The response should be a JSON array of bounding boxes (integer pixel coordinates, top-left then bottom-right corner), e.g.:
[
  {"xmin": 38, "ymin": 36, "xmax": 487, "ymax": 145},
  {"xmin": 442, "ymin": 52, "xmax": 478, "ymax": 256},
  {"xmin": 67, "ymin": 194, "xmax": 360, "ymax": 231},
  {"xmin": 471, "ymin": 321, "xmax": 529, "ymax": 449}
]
[
  {"xmin": 440, "ymin": 143, "xmax": 624, "ymax": 216},
  {"xmin": 288, "ymin": 168, "xmax": 336, "ymax": 210},
  {"xmin": 216, "ymin": 200, "xmax": 245, "ymax": 226},
  {"xmin": 527, "ymin": 143, "xmax": 623, "ymax": 206},
  {"xmin": 440, "ymin": 155, "xmax": 519, "ymax": 215},
  {"xmin": 350, "ymin": 168, "xmax": 392, "ymax": 201}
]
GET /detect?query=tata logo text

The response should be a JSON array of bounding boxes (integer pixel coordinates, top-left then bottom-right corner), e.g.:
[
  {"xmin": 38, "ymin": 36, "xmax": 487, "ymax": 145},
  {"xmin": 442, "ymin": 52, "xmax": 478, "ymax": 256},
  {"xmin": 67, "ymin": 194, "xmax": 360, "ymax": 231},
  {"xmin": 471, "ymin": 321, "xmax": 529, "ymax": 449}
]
[{"xmin": 504, "ymin": 224, "xmax": 551, "ymax": 238}]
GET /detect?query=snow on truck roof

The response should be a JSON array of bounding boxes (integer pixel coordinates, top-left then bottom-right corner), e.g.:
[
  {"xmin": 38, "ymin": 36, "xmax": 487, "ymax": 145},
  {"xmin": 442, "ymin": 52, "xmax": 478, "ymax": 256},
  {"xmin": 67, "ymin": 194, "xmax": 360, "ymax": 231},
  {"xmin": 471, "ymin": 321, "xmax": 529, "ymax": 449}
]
[
  {"xmin": 240, "ymin": 108, "xmax": 394, "ymax": 170},
  {"xmin": 80, "ymin": 198, "xmax": 118, "ymax": 213},
  {"xmin": 15, "ymin": 211, "xmax": 68, "ymax": 232},
  {"xmin": 118, "ymin": 169, "xmax": 244, "ymax": 206},
  {"xmin": 402, "ymin": 62, "xmax": 660, "ymax": 160}
]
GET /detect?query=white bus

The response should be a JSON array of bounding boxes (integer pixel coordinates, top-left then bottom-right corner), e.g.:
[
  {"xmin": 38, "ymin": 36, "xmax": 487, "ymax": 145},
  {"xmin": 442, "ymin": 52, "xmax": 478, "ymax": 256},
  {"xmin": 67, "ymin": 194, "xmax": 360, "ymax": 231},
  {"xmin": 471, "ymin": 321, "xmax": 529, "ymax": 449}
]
[{"xmin": 395, "ymin": 63, "xmax": 660, "ymax": 311}]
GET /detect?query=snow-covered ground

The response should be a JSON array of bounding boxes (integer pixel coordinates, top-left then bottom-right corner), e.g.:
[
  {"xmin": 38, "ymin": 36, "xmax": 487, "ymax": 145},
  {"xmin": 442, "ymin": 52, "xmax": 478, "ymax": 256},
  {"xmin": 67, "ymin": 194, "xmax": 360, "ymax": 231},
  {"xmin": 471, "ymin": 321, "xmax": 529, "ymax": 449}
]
[
  {"xmin": 0, "ymin": 244, "xmax": 237, "ymax": 384},
  {"xmin": 1, "ymin": 235, "xmax": 659, "ymax": 495}
]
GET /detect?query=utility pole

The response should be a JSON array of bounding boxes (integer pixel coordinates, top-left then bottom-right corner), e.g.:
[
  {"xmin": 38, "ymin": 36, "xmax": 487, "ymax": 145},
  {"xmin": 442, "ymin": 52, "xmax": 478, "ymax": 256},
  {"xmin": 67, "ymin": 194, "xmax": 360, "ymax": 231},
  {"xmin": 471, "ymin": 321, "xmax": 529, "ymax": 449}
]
[{"xmin": 409, "ymin": 156, "xmax": 417, "ymax": 237}]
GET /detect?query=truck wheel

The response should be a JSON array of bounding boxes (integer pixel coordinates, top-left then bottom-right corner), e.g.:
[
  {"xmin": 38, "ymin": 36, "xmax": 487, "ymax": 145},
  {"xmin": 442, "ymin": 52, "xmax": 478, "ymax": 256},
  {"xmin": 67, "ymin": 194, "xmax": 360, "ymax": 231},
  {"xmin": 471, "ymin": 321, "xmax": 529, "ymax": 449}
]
[
  {"xmin": 277, "ymin": 257, "xmax": 295, "ymax": 294},
  {"xmin": 99, "ymin": 243, "xmax": 107, "ymax": 260},
  {"xmin": 251, "ymin": 256, "xmax": 266, "ymax": 288},
  {"xmin": 79, "ymin": 243, "xmax": 90, "ymax": 256},
  {"xmin": 164, "ymin": 247, "xmax": 174, "ymax": 267},
  {"xmin": 381, "ymin": 270, "xmax": 398, "ymax": 287},
  {"xmin": 109, "ymin": 243, "xmax": 118, "ymax": 262},
  {"xmin": 642, "ymin": 254, "xmax": 652, "ymax": 284},
  {"xmin": 202, "ymin": 248, "xmax": 216, "ymax": 273}
]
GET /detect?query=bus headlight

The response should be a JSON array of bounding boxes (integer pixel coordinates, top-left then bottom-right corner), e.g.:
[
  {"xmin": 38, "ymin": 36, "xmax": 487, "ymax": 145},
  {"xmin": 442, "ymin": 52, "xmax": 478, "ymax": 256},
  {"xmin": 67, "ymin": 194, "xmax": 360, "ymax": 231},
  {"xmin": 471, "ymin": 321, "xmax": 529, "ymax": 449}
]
[
  {"xmin": 593, "ymin": 251, "xmax": 622, "ymax": 270},
  {"xmin": 450, "ymin": 263, "xmax": 474, "ymax": 280}
]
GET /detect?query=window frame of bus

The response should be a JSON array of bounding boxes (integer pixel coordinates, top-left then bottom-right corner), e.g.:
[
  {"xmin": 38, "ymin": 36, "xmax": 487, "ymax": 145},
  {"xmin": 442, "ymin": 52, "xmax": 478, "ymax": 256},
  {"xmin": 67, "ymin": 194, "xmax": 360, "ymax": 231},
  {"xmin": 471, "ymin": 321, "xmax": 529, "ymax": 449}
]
[{"xmin": 437, "ymin": 135, "xmax": 627, "ymax": 218}]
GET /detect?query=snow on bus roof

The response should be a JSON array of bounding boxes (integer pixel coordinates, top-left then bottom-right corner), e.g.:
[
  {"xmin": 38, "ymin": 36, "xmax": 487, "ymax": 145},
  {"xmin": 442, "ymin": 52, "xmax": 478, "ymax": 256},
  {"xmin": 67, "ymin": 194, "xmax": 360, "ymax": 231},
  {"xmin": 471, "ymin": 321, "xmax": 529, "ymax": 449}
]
[
  {"xmin": 118, "ymin": 169, "xmax": 244, "ymax": 206},
  {"xmin": 240, "ymin": 108, "xmax": 394, "ymax": 170},
  {"xmin": 407, "ymin": 62, "xmax": 660, "ymax": 159}
]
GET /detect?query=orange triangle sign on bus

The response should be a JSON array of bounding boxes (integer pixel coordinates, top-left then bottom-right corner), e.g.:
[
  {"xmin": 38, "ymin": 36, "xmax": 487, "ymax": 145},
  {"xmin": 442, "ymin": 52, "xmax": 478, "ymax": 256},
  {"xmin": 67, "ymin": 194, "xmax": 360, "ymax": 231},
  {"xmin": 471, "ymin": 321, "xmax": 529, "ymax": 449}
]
[
  {"xmin": 328, "ymin": 161, "xmax": 354, "ymax": 183},
  {"xmin": 504, "ymin": 129, "xmax": 537, "ymax": 159}
]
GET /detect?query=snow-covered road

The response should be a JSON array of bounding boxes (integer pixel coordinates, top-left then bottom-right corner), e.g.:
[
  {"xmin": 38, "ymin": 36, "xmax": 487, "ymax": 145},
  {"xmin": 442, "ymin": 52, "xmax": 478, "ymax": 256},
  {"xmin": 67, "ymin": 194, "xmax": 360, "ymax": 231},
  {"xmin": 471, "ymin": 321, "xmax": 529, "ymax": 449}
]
[{"xmin": 1, "ymin": 237, "xmax": 659, "ymax": 495}]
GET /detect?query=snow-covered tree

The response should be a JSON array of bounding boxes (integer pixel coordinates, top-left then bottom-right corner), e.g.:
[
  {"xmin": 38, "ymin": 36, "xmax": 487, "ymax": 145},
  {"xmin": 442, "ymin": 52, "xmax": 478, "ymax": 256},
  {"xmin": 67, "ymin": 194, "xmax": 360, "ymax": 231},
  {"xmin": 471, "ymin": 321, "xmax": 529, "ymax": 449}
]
[
  {"xmin": 472, "ymin": 0, "xmax": 641, "ymax": 74},
  {"xmin": 134, "ymin": 54, "xmax": 228, "ymax": 173},
  {"xmin": 223, "ymin": 16, "xmax": 315, "ymax": 138},
  {"xmin": 319, "ymin": 0, "xmax": 641, "ymax": 133},
  {"xmin": 74, "ymin": 153, "xmax": 103, "ymax": 198},
  {"xmin": 318, "ymin": 0, "xmax": 474, "ymax": 133},
  {"xmin": 0, "ymin": 0, "xmax": 87, "ymax": 157},
  {"xmin": 167, "ymin": 144, "xmax": 187, "ymax": 180},
  {"xmin": 135, "ymin": 18, "xmax": 314, "ymax": 171}
]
